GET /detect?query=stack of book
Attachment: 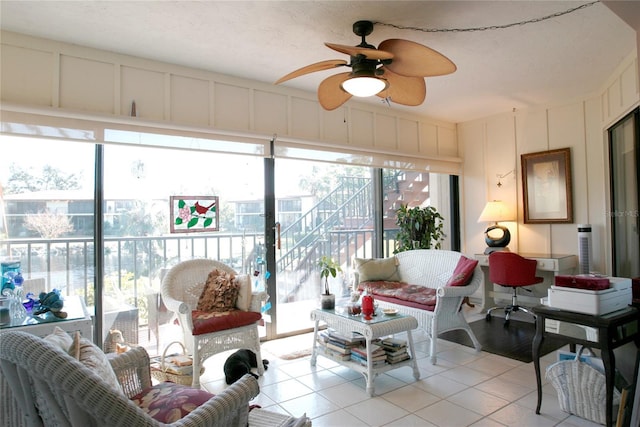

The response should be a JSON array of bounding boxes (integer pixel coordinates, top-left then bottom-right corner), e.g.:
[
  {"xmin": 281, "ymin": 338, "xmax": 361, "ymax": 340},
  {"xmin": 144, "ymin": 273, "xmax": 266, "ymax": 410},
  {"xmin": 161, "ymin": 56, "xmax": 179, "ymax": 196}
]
[
  {"xmin": 317, "ymin": 329, "xmax": 365, "ymax": 361},
  {"xmin": 380, "ymin": 337, "xmax": 410, "ymax": 364},
  {"xmin": 350, "ymin": 343, "xmax": 387, "ymax": 367}
]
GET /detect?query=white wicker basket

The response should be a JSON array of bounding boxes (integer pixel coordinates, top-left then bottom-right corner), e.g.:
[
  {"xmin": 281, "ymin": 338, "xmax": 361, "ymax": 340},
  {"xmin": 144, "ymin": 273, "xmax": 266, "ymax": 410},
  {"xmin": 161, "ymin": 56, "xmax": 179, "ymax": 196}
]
[
  {"xmin": 151, "ymin": 341, "xmax": 204, "ymax": 386},
  {"xmin": 545, "ymin": 347, "xmax": 619, "ymax": 425}
]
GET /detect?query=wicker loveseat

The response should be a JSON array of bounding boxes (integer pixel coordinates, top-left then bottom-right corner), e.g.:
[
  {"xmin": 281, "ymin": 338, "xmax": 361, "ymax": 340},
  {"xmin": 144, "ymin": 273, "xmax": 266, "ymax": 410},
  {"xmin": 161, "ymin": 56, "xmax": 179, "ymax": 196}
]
[
  {"xmin": 354, "ymin": 249, "xmax": 483, "ymax": 364},
  {"xmin": 0, "ymin": 330, "xmax": 260, "ymax": 427}
]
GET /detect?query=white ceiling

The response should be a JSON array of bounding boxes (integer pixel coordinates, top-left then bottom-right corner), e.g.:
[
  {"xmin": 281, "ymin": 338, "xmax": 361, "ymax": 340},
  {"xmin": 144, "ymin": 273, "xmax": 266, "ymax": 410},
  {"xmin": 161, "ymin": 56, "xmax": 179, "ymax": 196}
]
[{"xmin": 0, "ymin": 1, "xmax": 638, "ymax": 123}]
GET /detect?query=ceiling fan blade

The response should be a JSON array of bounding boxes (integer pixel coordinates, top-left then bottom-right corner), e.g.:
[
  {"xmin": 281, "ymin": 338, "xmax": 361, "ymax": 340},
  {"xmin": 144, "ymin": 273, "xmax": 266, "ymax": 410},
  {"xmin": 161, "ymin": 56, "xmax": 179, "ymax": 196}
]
[
  {"xmin": 377, "ymin": 69, "xmax": 426, "ymax": 106},
  {"xmin": 378, "ymin": 39, "xmax": 456, "ymax": 77},
  {"xmin": 275, "ymin": 59, "xmax": 348, "ymax": 84},
  {"xmin": 318, "ymin": 72, "xmax": 352, "ymax": 110},
  {"xmin": 325, "ymin": 43, "xmax": 393, "ymax": 61}
]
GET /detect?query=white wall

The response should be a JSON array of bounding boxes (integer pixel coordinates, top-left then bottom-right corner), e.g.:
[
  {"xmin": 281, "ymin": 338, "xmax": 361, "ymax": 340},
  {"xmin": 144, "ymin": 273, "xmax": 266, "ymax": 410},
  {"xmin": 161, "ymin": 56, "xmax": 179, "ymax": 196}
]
[
  {"xmin": 0, "ymin": 30, "xmax": 460, "ymax": 174},
  {"xmin": 460, "ymin": 51, "xmax": 639, "ymax": 274}
]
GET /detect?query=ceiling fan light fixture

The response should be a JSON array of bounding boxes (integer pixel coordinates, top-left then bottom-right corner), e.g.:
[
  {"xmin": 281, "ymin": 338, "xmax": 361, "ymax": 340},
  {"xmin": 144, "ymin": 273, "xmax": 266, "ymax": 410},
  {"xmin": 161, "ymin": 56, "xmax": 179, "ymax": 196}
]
[{"xmin": 341, "ymin": 76, "xmax": 388, "ymax": 97}]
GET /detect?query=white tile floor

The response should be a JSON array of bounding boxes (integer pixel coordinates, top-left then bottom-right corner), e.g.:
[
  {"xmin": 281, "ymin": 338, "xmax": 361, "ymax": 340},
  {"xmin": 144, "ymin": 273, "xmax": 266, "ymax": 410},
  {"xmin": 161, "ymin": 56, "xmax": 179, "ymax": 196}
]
[{"xmin": 197, "ymin": 310, "xmax": 607, "ymax": 427}]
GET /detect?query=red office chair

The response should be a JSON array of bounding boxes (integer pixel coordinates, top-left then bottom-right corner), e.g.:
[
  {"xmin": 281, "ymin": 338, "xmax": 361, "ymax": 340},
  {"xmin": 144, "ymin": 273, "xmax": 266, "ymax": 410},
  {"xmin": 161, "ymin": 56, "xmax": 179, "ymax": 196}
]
[{"xmin": 486, "ymin": 252, "xmax": 543, "ymax": 326}]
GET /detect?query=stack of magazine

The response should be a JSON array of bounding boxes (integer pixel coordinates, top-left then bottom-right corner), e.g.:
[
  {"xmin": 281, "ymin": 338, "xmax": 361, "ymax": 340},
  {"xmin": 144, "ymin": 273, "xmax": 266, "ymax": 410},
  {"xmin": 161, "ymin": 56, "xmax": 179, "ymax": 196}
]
[
  {"xmin": 380, "ymin": 338, "xmax": 410, "ymax": 364},
  {"xmin": 317, "ymin": 329, "xmax": 365, "ymax": 360},
  {"xmin": 350, "ymin": 343, "xmax": 387, "ymax": 367}
]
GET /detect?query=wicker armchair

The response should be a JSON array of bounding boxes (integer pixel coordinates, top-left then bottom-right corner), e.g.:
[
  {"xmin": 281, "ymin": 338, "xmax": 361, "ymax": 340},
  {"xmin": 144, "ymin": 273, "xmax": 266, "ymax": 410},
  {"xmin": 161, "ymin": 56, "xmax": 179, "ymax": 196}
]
[
  {"xmin": 0, "ymin": 330, "xmax": 260, "ymax": 427},
  {"xmin": 161, "ymin": 259, "xmax": 268, "ymax": 388}
]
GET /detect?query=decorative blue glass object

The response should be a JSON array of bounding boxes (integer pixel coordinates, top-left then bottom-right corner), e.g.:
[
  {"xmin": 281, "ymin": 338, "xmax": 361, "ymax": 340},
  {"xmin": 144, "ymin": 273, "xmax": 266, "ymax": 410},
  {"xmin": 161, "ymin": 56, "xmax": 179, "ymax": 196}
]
[{"xmin": 1, "ymin": 260, "xmax": 21, "ymax": 294}]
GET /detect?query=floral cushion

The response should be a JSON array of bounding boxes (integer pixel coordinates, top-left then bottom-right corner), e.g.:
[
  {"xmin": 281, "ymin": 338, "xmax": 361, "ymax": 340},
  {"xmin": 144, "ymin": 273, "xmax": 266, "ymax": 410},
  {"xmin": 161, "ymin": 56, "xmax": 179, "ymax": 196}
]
[
  {"xmin": 446, "ymin": 256, "xmax": 478, "ymax": 287},
  {"xmin": 191, "ymin": 309, "xmax": 262, "ymax": 335},
  {"xmin": 390, "ymin": 284, "xmax": 438, "ymax": 306},
  {"xmin": 358, "ymin": 281, "xmax": 437, "ymax": 308},
  {"xmin": 132, "ymin": 381, "xmax": 214, "ymax": 423},
  {"xmin": 196, "ymin": 269, "xmax": 239, "ymax": 312},
  {"xmin": 358, "ymin": 280, "xmax": 405, "ymax": 297}
]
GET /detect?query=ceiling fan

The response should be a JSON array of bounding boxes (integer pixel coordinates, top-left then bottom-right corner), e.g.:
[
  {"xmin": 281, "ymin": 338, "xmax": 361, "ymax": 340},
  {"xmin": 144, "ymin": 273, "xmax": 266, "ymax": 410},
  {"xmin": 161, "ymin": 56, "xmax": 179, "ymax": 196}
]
[{"xmin": 275, "ymin": 20, "xmax": 456, "ymax": 111}]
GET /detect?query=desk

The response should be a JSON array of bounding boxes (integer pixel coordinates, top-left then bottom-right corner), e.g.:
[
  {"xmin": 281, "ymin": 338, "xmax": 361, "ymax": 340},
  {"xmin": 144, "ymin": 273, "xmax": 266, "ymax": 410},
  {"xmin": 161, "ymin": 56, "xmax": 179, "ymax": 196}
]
[
  {"xmin": 475, "ymin": 253, "xmax": 578, "ymax": 311},
  {"xmin": 532, "ymin": 305, "xmax": 640, "ymax": 427}
]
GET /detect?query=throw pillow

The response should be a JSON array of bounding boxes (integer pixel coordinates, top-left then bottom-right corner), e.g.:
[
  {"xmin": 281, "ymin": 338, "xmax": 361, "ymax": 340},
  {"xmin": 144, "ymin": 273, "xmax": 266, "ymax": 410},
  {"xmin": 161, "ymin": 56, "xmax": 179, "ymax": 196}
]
[
  {"xmin": 354, "ymin": 257, "xmax": 400, "ymax": 282},
  {"xmin": 68, "ymin": 331, "xmax": 123, "ymax": 395},
  {"xmin": 196, "ymin": 269, "xmax": 239, "ymax": 312},
  {"xmin": 446, "ymin": 255, "xmax": 478, "ymax": 287},
  {"xmin": 234, "ymin": 274, "xmax": 252, "ymax": 311},
  {"xmin": 132, "ymin": 381, "xmax": 215, "ymax": 423},
  {"xmin": 44, "ymin": 326, "xmax": 73, "ymax": 351}
]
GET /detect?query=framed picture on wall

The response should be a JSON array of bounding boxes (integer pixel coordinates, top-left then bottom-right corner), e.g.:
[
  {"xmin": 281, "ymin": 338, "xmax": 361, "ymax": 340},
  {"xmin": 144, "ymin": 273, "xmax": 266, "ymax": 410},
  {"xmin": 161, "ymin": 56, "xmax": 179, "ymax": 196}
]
[
  {"xmin": 170, "ymin": 195, "xmax": 219, "ymax": 233},
  {"xmin": 521, "ymin": 148, "xmax": 573, "ymax": 224}
]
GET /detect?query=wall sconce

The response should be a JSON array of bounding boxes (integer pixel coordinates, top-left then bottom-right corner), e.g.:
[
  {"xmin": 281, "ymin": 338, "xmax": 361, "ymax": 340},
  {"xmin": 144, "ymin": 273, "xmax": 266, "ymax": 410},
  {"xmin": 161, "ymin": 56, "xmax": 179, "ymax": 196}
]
[
  {"xmin": 496, "ymin": 169, "xmax": 515, "ymax": 188},
  {"xmin": 478, "ymin": 200, "xmax": 515, "ymax": 254}
]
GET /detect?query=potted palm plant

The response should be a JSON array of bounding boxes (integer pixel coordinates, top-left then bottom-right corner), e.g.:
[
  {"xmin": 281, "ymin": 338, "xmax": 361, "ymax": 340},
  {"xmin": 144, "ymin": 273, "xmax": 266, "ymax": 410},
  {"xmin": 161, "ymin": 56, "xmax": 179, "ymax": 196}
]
[
  {"xmin": 318, "ymin": 256, "xmax": 342, "ymax": 310},
  {"xmin": 394, "ymin": 204, "xmax": 445, "ymax": 253}
]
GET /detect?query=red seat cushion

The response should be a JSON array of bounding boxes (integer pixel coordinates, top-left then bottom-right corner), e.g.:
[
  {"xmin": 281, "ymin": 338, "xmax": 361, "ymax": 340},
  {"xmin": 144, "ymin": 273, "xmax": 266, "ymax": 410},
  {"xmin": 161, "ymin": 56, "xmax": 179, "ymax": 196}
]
[
  {"xmin": 191, "ymin": 309, "xmax": 261, "ymax": 335},
  {"xmin": 132, "ymin": 381, "xmax": 215, "ymax": 423}
]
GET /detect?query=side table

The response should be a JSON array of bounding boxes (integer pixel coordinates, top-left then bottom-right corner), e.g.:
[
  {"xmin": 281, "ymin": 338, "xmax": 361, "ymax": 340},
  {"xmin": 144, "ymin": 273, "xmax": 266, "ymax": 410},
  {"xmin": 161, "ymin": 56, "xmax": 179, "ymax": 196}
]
[
  {"xmin": 310, "ymin": 307, "xmax": 420, "ymax": 396},
  {"xmin": 0, "ymin": 295, "xmax": 92, "ymax": 339},
  {"xmin": 532, "ymin": 305, "xmax": 640, "ymax": 427}
]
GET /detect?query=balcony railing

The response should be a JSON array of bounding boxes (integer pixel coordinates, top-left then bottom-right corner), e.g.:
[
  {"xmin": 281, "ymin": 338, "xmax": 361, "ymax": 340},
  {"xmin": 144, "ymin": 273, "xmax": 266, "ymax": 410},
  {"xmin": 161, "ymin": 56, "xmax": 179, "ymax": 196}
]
[
  {"xmin": 1, "ymin": 232, "xmax": 261, "ymax": 305},
  {"xmin": 1, "ymin": 228, "xmax": 399, "ymax": 352}
]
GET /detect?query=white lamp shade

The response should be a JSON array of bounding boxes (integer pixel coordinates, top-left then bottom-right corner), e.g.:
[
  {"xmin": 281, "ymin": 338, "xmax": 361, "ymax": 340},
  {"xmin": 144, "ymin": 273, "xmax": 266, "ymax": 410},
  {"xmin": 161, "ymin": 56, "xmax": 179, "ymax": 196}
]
[
  {"xmin": 478, "ymin": 200, "xmax": 515, "ymax": 223},
  {"xmin": 341, "ymin": 76, "xmax": 388, "ymax": 97}
]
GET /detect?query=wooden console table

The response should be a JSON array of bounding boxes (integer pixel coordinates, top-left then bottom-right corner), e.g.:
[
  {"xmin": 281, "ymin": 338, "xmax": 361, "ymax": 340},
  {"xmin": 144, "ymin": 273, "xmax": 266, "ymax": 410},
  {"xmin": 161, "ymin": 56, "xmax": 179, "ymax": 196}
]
[
  {"xmin": 532, "ymin": 305, "xmax": 640, "ymax": 427},
  {"xmin": 475, "ymin": 253, "xmax": 577, "ymax": 311}
]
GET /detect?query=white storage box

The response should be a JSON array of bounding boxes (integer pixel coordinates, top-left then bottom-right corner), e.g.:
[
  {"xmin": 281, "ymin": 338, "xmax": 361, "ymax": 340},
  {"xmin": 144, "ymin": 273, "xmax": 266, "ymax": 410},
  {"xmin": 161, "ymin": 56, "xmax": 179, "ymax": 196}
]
[{"xmin": 547, "ymin": 277, "xmax": 632, "ymax": 315}]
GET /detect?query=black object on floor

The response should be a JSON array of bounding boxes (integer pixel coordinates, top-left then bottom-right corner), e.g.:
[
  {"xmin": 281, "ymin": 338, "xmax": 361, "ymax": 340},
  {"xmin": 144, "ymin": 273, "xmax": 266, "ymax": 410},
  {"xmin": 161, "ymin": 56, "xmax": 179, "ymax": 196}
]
[{"xmin": 440, "ymin": 318, "xmax": 567, "ymax": 363}]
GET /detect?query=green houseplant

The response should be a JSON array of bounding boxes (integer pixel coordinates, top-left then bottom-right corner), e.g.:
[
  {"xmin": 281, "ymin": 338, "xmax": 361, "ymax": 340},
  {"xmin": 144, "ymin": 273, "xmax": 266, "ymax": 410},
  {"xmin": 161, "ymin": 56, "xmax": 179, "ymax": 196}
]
[
  {"xmin": 318, "ymin": 256, "xmax": 342, "ymax": 309},
  {"xmin": 394, "ymin": 204, "xmax": 445, "ymax": 253}
]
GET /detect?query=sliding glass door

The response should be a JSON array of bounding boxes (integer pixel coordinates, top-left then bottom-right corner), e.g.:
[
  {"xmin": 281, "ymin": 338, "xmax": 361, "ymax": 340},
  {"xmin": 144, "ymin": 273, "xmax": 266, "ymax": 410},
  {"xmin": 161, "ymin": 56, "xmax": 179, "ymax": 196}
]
[
  {"xmin": 2, "ymin": 129, "xmax": 459, "ymax": 348},
  {"xmin": 272, "ymin": 159, "xmax": 373, "ymax": 335},
  {"xmin": 609, "ymin": 108, "xmax": 640, "ymax": 278},
  {"xmin": 1, "ymin": 136, "xmax": 95, "ymax": 297},
  {"xmin": 100, "ymin": 143, "xmax": 266, "ymax": 353}
]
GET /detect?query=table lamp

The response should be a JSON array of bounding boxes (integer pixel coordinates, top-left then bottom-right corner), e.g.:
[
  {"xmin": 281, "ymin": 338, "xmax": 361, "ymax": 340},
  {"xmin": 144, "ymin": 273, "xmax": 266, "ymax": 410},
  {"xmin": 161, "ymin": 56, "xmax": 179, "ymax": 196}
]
[{"xmin": 478, "ymin": 200, "xmax": 515, "ymax": 254}]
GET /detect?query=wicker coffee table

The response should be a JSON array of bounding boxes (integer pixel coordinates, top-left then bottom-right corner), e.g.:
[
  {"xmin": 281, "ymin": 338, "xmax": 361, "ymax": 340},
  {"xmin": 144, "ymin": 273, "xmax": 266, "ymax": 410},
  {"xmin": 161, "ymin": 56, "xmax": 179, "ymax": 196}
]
[{"xmin": 310, "ymin": 306, "xmax": 420, "ymax": 396}]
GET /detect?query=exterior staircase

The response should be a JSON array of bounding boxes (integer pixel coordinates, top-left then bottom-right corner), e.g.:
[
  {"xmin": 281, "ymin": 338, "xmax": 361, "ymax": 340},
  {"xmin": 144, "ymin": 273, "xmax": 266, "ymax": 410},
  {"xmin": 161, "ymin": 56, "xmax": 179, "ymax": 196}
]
[{"xmin": 274, "ymin": 172, "xmax": 431, "ymax": 302}]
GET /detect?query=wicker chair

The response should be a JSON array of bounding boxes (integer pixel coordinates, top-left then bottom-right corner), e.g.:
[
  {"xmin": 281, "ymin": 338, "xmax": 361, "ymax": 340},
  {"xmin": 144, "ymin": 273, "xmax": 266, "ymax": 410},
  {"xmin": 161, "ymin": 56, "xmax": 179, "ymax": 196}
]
[
  {"xmin": 0, "ymin": 330, "xmax": 260, "ymax": 427},
  {"xmin": 161, "ymin": 259, "xmax": 268, "ymax": 388}
]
